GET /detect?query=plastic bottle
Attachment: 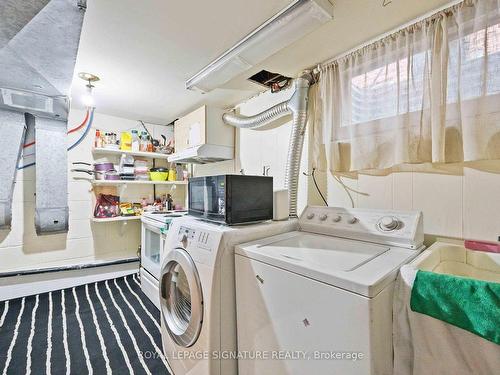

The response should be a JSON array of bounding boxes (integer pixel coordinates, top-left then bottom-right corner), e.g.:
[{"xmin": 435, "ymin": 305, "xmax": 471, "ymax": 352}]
[
  {"xmin": 167, "ymin": 194, "xmax": 173, "ymax": 211},
  {"xmin": 131, "ymin": 130, "xmax": 140, "ymax": 152},
  {"xmin": 147, "ymin": 135, "xmax": 154, "ymax": 152},
  {"xmin": 95, "ymin": 129, "xmax": 102, "ymax": 148},
  {"xmin": 167, "ymin": 166, "xmax": 176, "ymax": 181},
  {"xmin": 120, "ymin": 131, "xmax": 132, "ymax": 150},
  {"xmin": 139, "ymin": 131, "xmax": 148, "ymax": 152}
]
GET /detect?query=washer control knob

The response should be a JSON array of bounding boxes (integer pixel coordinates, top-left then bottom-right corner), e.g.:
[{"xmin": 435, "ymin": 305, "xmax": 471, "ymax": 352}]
[
  {"xmin": 332, "ymin": 215, "xmax": 341, "ymax": 222},
  {"xmin": 181, "ymin": 234, "xmax": 188, "ymax": 247},
  {"xmin": 346, "ymin": 216, "xmax": 357, "ymax": 224},
  {"xmin": 379, "ymin": 216, "xmax": 399, "ymax": 231},
  {"xmin": 306, "ymin": 213, "xmax": 315, "ymax": 220},
  {"xmin": 319, "ymin": 214, "xmax": 328, "ymax": 221}
]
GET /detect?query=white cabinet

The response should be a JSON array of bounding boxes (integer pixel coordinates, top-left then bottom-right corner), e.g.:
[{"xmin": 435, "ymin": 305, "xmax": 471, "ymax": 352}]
[
  {"xmin": 238, "ymin": 121, "xmax": 293, "ymax": 189},
  {"xmin": 238, "ymin": 127, "xmax": 264, "ymax": 176},
  {"xmin": 174, "ymin": 105, "xmax": 234, "ymax": 153}
]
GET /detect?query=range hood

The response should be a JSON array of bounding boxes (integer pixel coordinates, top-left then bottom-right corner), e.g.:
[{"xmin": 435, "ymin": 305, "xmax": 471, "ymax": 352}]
[
  {"xmin": 167, "ymin": 144, "xmax": 234, "ymax": 164},
  {"xmin": 167, "ymin": 105, "xmax": 234, "ymax": 164}
]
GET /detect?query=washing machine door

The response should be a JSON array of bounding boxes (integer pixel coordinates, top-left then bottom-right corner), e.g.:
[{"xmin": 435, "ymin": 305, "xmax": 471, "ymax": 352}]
[{"xmin": 160, "ymin": 247, "xmax": 203, "ymax": 347}]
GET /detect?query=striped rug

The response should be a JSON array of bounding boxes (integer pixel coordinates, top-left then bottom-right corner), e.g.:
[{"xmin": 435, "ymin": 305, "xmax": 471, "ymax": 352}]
[{"xmin": 0, "ymin": 274, "xmax": 171, "ymax": 375}]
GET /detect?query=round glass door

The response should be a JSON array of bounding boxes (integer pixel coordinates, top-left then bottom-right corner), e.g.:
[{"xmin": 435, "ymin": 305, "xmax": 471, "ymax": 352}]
[{"xmin": 160, "ymin": 248, "xmax": 203, "ymax": 347}]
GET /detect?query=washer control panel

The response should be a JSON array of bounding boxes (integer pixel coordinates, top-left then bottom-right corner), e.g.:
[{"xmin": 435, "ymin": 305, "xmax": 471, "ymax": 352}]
[
  {"xmin": 178, "ymin": 225, "xmax": 214, "ymax": 251},
  {"xmin": 300, "ymin": 206, "xmax": 424, "ymax": 249}
]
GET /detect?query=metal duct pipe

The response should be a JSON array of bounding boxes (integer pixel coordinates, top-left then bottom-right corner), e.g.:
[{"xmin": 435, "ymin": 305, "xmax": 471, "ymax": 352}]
[
  {"xmin": 222, "ymin": 72, "xmax": 314, "ymax": 217},
  {"xmin": 0, "ymin": 110, "xmax": 27, "ymax": 230},
  {"xmin": 222, "ymin": 102, "xmax": 291, "ymax": 129},
  {"xmin": 0, "ymin": 0, "xmax": 86, "ymax": 235}
]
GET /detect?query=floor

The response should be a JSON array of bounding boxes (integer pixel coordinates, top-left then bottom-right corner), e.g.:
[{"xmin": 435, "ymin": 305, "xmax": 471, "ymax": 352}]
[{"xmin": 0, "ymin": 274, "xmax": 170, "ymax": 375}]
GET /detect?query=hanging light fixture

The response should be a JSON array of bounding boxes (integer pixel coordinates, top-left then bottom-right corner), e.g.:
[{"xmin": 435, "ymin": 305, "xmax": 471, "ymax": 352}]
[{"xmin": 78, "ymin": 72, "xmax": 100, "ymax": 107}]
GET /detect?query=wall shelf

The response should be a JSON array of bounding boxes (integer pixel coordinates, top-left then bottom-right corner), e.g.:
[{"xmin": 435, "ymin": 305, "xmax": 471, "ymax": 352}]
[
  {"xmin": 92, "ymin": 147, "xmax": 172, "ymax": 160},
  {"xmin": 91, "ymin": 216, "xmax": 141, "ymax": 223},
  {"xmin": 91, "ymin": 180, "xmax": 187, "ymax": 186}
]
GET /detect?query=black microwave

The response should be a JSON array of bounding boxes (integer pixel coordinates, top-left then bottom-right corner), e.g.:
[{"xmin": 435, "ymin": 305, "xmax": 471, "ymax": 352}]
[{"xmin": 188, "ymin": 175, "xmax": 273, "ymax": 225}]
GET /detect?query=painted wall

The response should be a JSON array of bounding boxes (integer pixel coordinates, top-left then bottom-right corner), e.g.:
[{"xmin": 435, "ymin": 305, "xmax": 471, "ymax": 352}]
[{"xmin": 0, "ymin": 109, "xmax": 185, "ymax": 273}]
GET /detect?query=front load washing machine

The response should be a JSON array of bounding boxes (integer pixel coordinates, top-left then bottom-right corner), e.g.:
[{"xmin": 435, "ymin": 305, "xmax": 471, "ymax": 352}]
[{"xmin": 159, "ymin": 216, "xmax": 297, "ymax": 375}]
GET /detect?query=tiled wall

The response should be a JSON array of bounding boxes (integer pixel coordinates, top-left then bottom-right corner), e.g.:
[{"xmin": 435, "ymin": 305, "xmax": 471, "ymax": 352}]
[
  {"xmin": 0, "ymin": 109, "xmax": 185, "ymax": 273},
  {"xmin": 323, "ymin": 162, "xmax": 500, "ymax": 242}
]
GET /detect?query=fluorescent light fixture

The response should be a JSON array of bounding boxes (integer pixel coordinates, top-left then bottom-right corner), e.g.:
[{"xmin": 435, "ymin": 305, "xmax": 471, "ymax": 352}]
[{"xmin": 186, "ymin": 0, "xmax": 333, "ymax": 92}]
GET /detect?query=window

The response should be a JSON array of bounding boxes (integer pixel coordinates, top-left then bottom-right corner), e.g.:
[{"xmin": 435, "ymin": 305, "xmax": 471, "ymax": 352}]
[
  {"xmin": 318, "ymin": 0, "xmax": 500, "ymax": 172},
  {"xmin": 348, "ymin": 21, "xmax": 500, "ymax": 126},
  {"xmin": 350, "ymin": 51, "xmax": 428, "ymax": 125}
]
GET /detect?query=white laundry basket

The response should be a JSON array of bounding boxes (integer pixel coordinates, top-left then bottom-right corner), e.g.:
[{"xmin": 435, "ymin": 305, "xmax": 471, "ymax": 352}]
[{"xmin": 393, "ymin": 241, "xmax": 500, "ymax": 375}]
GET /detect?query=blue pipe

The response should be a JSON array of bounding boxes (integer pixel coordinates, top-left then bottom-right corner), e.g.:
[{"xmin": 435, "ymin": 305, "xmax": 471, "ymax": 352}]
[
  {"xmin": 17, "ymin": 108, "xmax": 95, "ymax": 170},
  {"xmin": 68, "ymin": 108, "xmax": 95, "ymax": 151}
]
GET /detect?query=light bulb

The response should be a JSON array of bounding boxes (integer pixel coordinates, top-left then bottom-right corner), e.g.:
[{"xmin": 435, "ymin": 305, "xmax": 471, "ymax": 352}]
[{"xmin": 82, "ymin": 84, "xmax": 95, "ymax": 107}]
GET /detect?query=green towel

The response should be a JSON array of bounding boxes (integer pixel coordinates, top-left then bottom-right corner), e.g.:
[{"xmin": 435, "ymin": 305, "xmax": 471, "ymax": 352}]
[{"xmin": 410, "ymin": 270, "xmax": 500, "ymax": 345}]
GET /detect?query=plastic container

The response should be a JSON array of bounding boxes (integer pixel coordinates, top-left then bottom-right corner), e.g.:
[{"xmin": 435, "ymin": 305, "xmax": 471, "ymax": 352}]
[
  {"xmin": 95, "ymin": 129, "xmax": 102, "ymax": 148},
  {"xmin": 167, "ymin": 168, "xmax": 176, "ymax": 181},
  {"xmin": 120, "ymin": 131, "xmax": 132, "ymax": 151},
  {"xmin": 149, "ymin": 168, "xmax": 168, "ymax": 181},
  {"xmin": 135, "ymin": 174, "xmax": 150, "ymax": 181},
  {"xmin": 464, "ymin": 240, "xmax": 500, "ymax": 254},
  {"xmin": 131, "ymin": 130, "xmax": 140, "ymax": 152},
  {"xmin": 140, "ymin": 131, "xmax": 149, "ymax": 152}
]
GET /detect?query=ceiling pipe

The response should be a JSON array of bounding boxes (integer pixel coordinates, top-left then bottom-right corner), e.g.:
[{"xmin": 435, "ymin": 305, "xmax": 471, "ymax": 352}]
[{"xmin": 222, "ymin": 71, "xmax": 314, "ymax": 217}]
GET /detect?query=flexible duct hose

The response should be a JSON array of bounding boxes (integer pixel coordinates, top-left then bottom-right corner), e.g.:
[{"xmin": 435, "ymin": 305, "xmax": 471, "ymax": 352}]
[
  {"xmin": 285, "ymin": 109, "xmax": 307, "ymax": 217},
  {"xmin": 222, "ymin": 72, "xmax": 313, "ymax": 217},
  {"xmin": 222, "ymin": 102, "xmax": 290, "ymax": 129}
]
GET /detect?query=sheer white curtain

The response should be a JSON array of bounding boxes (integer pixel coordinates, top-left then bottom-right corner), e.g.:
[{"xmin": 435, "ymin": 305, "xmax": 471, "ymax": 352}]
[{"xmin": 317, "ymin": 0, "xmax": 500, "ymax": 172}]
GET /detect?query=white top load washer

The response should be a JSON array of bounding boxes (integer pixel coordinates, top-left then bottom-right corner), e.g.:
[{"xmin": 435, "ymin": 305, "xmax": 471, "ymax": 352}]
[
  {"xmin": 159, "ymin": 216, "xmax": 298, "ymax": 375},
  {"xmin": 235, "ymin": 206, "xmax": 424, "ymax": 375}
]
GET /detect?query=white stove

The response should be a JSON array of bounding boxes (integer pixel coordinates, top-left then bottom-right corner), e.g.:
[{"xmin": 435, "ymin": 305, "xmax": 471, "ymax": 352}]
[{"xmin": 140, "ymin": 211, "xmax": 186, "ymax": 308}]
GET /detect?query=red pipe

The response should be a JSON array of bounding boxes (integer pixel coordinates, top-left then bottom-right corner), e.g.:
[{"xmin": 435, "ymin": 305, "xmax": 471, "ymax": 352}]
[{"xmin": 23, "ymin": 109, "xmax": 90, "ymax": 148}]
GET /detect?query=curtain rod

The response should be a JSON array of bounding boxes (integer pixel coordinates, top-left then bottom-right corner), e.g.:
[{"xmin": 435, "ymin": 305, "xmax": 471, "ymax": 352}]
[{"xmin": 313, "ymin": 0, "xmax": 464, "ymax": 71}]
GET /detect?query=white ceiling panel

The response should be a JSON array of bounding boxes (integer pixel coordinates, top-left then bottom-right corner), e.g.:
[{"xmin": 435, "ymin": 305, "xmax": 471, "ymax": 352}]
[{"xmin": 70, "ymin": 0, "xmax": 452, "ymax": 124}]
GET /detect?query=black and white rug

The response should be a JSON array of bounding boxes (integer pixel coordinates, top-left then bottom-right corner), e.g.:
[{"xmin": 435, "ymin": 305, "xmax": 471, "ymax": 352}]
[{"xmin": 0, "ymin": 274, "xmax": 171, "ymax": 375}]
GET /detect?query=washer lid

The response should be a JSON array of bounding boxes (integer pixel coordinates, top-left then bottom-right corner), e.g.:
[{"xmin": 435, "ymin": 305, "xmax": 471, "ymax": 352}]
[
  {"xmin": 256, "ymin": 233, "xmax": 389, "ymax": 272},
  {"xmin": 236, "ymin": 231, "xmax": 421, "ymax": 297}
]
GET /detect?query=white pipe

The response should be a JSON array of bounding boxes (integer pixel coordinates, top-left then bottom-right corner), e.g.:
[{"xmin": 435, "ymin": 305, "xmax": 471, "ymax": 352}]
[{"xmin": 222, "ymin": 72, "xmax": 314, "ymax": 217}]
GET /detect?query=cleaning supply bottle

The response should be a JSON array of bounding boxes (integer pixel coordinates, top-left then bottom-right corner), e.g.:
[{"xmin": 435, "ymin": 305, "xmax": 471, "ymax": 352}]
[
  {"xmin": 131, "ymin": 130, "xmax": 140, "ymax": 152},
  {"xmin": 140, "ymin": 131, "xmax": 148, "ymax": 152},
  {"xmin": 167, "ymin": 194, "xmax": 173, "ymax": 211},
  {"xmin": 95, "ymin": 129, "xmax": 102, "ymax": 148},
  {"xmin": 167, "ymin": 166, "xmax": 176, "ymax": 181},
  {"xmin": 120, "ymin": 131, "xmax": 132, "ymax": 151}
]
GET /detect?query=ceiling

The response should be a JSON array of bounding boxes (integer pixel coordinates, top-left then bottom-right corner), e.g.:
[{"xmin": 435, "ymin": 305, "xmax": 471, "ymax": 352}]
[{"xmin": 71, "ymin": 0, "xmax": 452, "ymax": 124}]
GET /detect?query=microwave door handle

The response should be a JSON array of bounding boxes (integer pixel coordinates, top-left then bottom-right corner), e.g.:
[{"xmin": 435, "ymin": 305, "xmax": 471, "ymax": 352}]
[{"xmin": 203, "ymin": 179, "xmax": 209, "ymax": 216}]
